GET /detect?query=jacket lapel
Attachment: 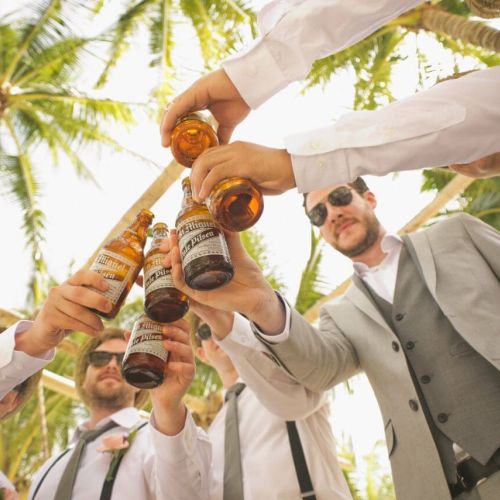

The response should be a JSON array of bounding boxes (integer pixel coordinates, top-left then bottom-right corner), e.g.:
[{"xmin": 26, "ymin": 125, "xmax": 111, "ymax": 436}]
[
  {"xmin": 404, "ymin": 231, "xmax": 437, "ymax": 300},
  {"xmin": 348, "ymin": 275, "xmax": 392, "ymax": 332}
]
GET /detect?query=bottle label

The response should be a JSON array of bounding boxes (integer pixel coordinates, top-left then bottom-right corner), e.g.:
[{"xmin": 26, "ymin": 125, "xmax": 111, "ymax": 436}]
[
  {"xmin": 124, "ymin": 317, "xmax": 169, "ymax": 362},
  {"xmin": 89, "ymin": 250, "xmax": 135, "ymax": 305},
  {"xmin": 177, "ymin": 215, "xmax": 230, "ymax": 266},
  {"xmin": 144, "ymin": 254, "xmax": 175, "ymax": 295}
]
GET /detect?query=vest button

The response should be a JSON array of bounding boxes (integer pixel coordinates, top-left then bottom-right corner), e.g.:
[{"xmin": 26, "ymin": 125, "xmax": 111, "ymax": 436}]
[
  {"xmin": 395, "ymin": 313, "xmax": 405, "ymax": 321},
  {"xmin": 437, "ymin": 413, "xmax": 448, "ymax": 423},
  {"xmin": 405, "ymin": 341, "xmax": 415, "ymax": 350},
  {"xmin": 392, "ymin": 341, "xmax": 400, "ymax": 352},
  {"xmin": 409, "ymin": 399, "xmax": 419, "ymax": 411},
  {"xmin": 421, "ymin": 375, "xmax": 431, "ymax": 384}
]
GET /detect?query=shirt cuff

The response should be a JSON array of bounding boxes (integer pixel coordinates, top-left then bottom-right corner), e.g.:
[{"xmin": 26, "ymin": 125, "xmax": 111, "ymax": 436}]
[
  {"xmin": 149, "ymin": 410, "xmax": 201, "ymax": 465},
  {"xmin": 223, "ymin": 39, "xmax": 290, "ymax": 109},
  {"xmin": 249, "ymin": 291, "xmax": 291, "ymax": 344}
]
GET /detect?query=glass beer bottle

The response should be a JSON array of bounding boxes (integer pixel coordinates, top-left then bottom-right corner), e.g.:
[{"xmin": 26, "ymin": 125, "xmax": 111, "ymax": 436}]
[
  {"xmin": 176, "ymin": 177, "xmax": 234, "ymax": 290},
  {"xmin": 170, "ymin": 112, "xmax": 264, "ymax": 231},
  {"xmin": 122, "ymin": 314, "xmax": 168, "ymax": 389},
  {"xmin": 144, "ymin": 222, "xmax": 189, "ymax": 322},
  {"xmin": 89, "ymin": 209, "xmax": 154, "ymax": 319},
  {"xmin": 170, "ymin": 112, "xmax": 218, "ymax": 167}
]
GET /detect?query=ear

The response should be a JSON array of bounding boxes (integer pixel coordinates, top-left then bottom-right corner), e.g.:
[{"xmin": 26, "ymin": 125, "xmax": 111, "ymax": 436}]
[
  {"xmin": 195, "ymin": 346, "xmax": 207, "ymax": 363},
  {"xmin": 363, "ymin": 190, "xmax": 377, "ymax": 209}
]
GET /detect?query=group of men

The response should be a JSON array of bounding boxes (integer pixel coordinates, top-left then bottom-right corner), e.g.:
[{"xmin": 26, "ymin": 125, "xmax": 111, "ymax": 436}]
[{"xmin": 1, "ymin": 0, "xmax": 499, "ymax": 498}]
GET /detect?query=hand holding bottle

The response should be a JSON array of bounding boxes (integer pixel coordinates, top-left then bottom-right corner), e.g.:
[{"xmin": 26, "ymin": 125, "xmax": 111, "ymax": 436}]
[
  {"xmin": 160, "ymin": 69, "xmax": 250, "ymax": 147},
  {"xmin": 190, "ymin": 141, "xmax": 296, "ymax": 202},
  {"xmin": 162, "ymin": 229, "xmax": 286, "ymax": 335},
  {"xmin": 16, "ymin": 270, "xmax": 111, "ymax": 357}
]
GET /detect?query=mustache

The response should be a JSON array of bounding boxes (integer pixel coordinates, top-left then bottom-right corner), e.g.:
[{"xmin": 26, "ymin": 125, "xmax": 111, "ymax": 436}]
[{"xmin": 334, "ymin": 218, "xmax": 358, "ymax": 237}]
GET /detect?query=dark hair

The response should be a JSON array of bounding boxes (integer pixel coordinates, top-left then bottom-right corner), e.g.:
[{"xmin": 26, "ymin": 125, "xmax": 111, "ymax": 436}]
[{"xmin": 302, "ymin": 176, "xmax": 369, "ymax": 212}]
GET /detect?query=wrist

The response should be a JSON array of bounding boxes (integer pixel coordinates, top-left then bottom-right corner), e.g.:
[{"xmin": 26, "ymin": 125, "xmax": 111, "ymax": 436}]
[
  {"xmin": 151, "ymin": 399, "xmax": 186, "ymax": 436},
  {"xmin": 15, "ymin": 325, "xmax": 56, "ymax": 357},
  {"xmin": 247, "ymin": 289, "xmax": 286, "ymax": 335}
]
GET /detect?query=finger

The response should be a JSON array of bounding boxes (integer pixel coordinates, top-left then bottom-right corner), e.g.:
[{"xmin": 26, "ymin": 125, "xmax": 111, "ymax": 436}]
[
  {"xmin": 66, "ymin": 269, "xmax": 109, "ymax": 292},
  {"xmin": 135, "ymin": 275, "xmax": 144, "ymax": 288},
  {"xmin": 197, "ymin": 162, "xmax": 236, "ymax": 200},
  {"xmin": 47, "ymin": 308, "xmax": 102, "ymax": 336},
  {"xmin": 55, "ymin": 296, "xmax": 105, "ymax": 332},
  {"xmin": 165, "ymin": 361, "xmax": 196, "ymax": 379},
  {"xmin": 161, "ymin": 320, "xmax": 190, "ymax": 343},
  {"xmin": 159, "ymin": 237, "xmax": 171, "ymax": 253},
  {"xmin": 161, "ymin": 92, "xmax": 202, "ymax": 147},
  {"xmin": 124, "ymin": 330, "xmax": 131, "ymax": 342},
  {"xmin": 164, "ymin": 339, "xmax": 194, "ymax": 363},
  {"xmin": 217, "ymin": 124, "xmax": 234, "ymax": 145},
  {"xmin": 222, "ymin": 230, "xmax": 247, "ymax": 259},
  {"xmin": 190, "ymin": 147, "xmax": 222, "ymax": 201},
  {"xmin": 59, "ymin": 284, "xmax": 112, "ymax": 314}
]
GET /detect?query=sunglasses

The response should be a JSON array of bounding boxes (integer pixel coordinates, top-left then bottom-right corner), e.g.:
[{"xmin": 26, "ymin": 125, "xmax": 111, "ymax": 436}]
[
  {"xmin": 88, "ymin": 351, "xmax": 125, "ymax": 368},
  {"xmin": 306, "ymin": 186, "xmax": 354, "ymax": 227},
  {"xmin": 196, "ymin": 323, "xmax": 212, "ymax": 342}
]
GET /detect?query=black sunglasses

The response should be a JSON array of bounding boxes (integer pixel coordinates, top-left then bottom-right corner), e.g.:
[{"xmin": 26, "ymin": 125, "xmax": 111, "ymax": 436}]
[
  {"xmin": 196, "ymin": 323, "xmax": 212, "ymax": 342},
  {"xmin": 306, "ymin": 186, "xmax": 354, "ymax": 227},
  {"xmin": 88, "ymin": 351, "xmax": 125, "ymax": 368}
]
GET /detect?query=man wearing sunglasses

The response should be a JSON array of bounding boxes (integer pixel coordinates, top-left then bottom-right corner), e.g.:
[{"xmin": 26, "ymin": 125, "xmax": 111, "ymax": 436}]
[
  {"xmin": 0, "ymin": 267, "xmax": 210, "ymax": 500},
  {"xmin": 165, "ymin": 178, "xmax": 500, "ymax": 500},
  {"xmin": 191, "ymin": 320, "xmax": 351, "ymax": 500}
]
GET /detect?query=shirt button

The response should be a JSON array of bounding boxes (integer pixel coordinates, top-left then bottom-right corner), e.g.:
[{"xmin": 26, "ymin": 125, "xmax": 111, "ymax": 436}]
[
  {"xmin": 437, "ymin": 413, "xmax": 448, "ymax": 423},
  {"xmin": 395, "ymin": 313, "xmax": 405, "ymax": 321},
  {"xmin": 409, "ymin": 399, "xmax": 419, "ymax": 411},
  {"xmin": 405, "ymin": 341, "xmax": 415, "ymax": 350},
  {"xmin": 392, "ymin": 341, "xmax": 400, "ymax": 352},
  {"xmin": 421, "ymin": 375, "xmax": 431, "ymax": 384}
]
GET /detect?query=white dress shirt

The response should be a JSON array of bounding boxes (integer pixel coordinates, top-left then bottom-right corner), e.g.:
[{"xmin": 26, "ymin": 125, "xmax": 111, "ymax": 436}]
[
  {"xmin": 28, "ymin": 407, "xmax": 211, "ymax": 500},
  {"xmin": 0, "ymin": 470, "xmax": 16, "ymax": 493},
  {"xmin": 0, "ymin": 322, "xmax": 54, "ymax": 399},
  {"xmin": 223, "ymin": 0, "xmax": 500, "ymax": 191},
  {"xmin": 209, "ymin": 314, "xmax": 351, "ymax": 500}
]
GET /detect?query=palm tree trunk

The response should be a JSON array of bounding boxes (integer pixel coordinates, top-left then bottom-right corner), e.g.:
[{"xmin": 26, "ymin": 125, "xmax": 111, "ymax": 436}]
[
  {"xmin": 466, "ymin": 0, "xmax": 500, "ymax": 19},
  {"xmin": 304, "ymin": 174, "xmax": 474, "ymax": 322},
  {"xmin": 84, "ymin": 160, "xmax": 184, "ymax": 268},
  {"xmin": 421, "ymin": 7, "xmax": 500, "ymax": 52},
  {"xmin": 37, "ymin": 381, "xmax": 50, "ymax": 461}
]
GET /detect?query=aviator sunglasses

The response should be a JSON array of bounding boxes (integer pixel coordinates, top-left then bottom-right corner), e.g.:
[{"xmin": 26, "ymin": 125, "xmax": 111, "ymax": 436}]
[
  {"xmin": 88, "ymin": 351, "xmax": 125, "ymax": 368},
  {"xmin": 306, "ymin": 186, "xmax": 354, "ymax": 227}
]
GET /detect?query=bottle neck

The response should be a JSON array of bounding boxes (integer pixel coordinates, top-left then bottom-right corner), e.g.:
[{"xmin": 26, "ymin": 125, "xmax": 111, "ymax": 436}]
[{"xmin": 127, "ymin": 216, "xmax": 152, "ymax": 247}]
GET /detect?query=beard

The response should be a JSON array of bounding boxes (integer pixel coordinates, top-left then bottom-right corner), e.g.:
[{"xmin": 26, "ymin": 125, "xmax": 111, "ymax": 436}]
[
  {"xmin": 332, "ymin": 211, "xmax": 381, "ymax": 258},
  {"xmin": 82, "ymin": 379, "xmax": 135, "ymax": 410}
]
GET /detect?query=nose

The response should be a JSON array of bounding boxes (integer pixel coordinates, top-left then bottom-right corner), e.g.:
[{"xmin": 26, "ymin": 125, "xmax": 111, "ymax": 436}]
[{"xmin": 325, "ymin": 201, "xmax": 345, "ymax": 225}]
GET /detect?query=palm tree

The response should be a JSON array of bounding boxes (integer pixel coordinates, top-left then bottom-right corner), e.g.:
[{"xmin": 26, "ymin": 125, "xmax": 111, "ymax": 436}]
[
  {"xmin": 306, "ymin": 0, "xmax": 500, "ymax": 111},
  {"xmin": 0, "ymin": 0, "xmax": 136, "ymax": 306}
]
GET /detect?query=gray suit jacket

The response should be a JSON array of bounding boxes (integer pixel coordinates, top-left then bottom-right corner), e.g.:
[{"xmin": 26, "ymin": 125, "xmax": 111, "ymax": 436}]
[{"xmin": 262, "ymin": 214, "xmax": 500, "ymax": 500}]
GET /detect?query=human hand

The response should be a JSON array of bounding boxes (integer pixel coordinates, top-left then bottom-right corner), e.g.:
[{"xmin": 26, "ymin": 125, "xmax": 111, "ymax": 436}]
[
  {"xmin": 16, "ymin": 270, "xmax": 111, "ymax": 357},
  {"xmin": 144, "ymin": 320, "xmax": 195, "ymax": 435},
  {"xmin": 449, "ymin": 152, "xmax": 500, "ymax": 179},
  {"xmin": 190, "ymin": 300, "xmax": 235, "ymax": 340},
  {"xmin": 161, "ymin": 230, "xmax": 286, "ymax": 334},
  {"xmin": 190, "ymin": 141, "xmax": 296, "ymax": 201},
  {"xmin": 1, "ymin": 488, "xmax": 19, "ymax": 500},
  {"xmin": 160, "ymin": 69, "xmax": 250, "ymax": 148}
]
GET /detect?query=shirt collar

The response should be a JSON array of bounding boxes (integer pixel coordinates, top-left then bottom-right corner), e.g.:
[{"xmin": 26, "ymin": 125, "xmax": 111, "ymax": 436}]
[
  {"xmin": 352, "ymin": 233, "xmax": 403, "ymax": 276},
  {"xmin": 73, "ymin": 407, "xmax": 142, "ymax": 442}
]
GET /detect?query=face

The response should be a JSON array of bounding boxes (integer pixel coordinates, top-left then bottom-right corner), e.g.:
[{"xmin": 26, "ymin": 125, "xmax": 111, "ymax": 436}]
[
  {"xmin": 82, "ymin": 338, "xmax": 139, "ymax": 410},
  {"xmin": 306, "ymin": 183, "xmax": 381, "ymax": 258},
  {"xmin": 0, "ymin": 390, "xmax": 21, "ymax": 419}
]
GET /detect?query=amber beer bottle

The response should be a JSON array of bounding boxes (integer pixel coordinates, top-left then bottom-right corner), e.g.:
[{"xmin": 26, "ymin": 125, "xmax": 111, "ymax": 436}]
[
  {"xmin": 144, "ymin": 222, "xmax": 189, "ymax": 322},
  {"xmin": 89, "ymin": 209, "xmax": 154, "ymax": 319},
  {"xmin": 170, "ymin": 112, "xmax": 264, "ymax": 232},
  {"xmin": 176, "ymin": 177, "xmax": 234, "ymax": 290},
  {"xmin": 122, "ymin": 314, "xmax": 168, "ymax": 389}
]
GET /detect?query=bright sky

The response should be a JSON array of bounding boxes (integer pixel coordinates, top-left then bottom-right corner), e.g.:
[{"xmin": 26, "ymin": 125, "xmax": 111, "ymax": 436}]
[{"xmin": 2, "ymin": 1, "xmax": 498, "ymax": 488}]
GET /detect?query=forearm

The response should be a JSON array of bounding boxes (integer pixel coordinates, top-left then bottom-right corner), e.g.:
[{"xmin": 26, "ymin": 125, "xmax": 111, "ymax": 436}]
[
  {"xmin": 224, "ymin": 0, "xmax": 421, "ymax": 108},
  {"xmin": 288, "ymin": 66, "xmax": 500, "ymax": 192}
]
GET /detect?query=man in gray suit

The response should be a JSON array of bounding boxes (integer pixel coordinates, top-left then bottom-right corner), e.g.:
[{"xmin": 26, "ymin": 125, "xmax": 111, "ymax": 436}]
[{"xmin": 166, "ymin": 177, "xmax": 500, "ymax": 500}]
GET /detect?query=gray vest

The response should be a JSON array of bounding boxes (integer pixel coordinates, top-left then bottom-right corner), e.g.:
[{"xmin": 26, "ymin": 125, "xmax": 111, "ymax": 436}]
[{"xmin": 354, "ymin": 242, "xmax": 500, "ymax": 482}]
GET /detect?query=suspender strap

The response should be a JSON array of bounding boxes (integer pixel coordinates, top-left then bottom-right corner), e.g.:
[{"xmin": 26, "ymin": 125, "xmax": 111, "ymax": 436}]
[
  {"xmin": 31, "ymin": 448, "xmax": 72, "ymax": 500},
  {"xmin": 99, "ymin": 422, "xmax": 148, "ymax": 500},
  {"xmin": 286, "ymin": 421, "xmax": 317, "ymax": 500}
]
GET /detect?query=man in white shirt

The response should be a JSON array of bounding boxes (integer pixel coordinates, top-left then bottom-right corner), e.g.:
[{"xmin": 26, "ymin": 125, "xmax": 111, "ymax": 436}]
[
  {"xmin": 159, "ymin": 0, "xmax": 500, "ymax": 196},
  {"xmin": 0, "ymin": 270, "xmax": 210, "ymax": 500},
  {"xmin": 165, "ymin": 177, "xmax": 500, "ymax": 500},
  {"xmin": 193, "ymin": 320, "xmax": 351, "ymax": 500}
]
